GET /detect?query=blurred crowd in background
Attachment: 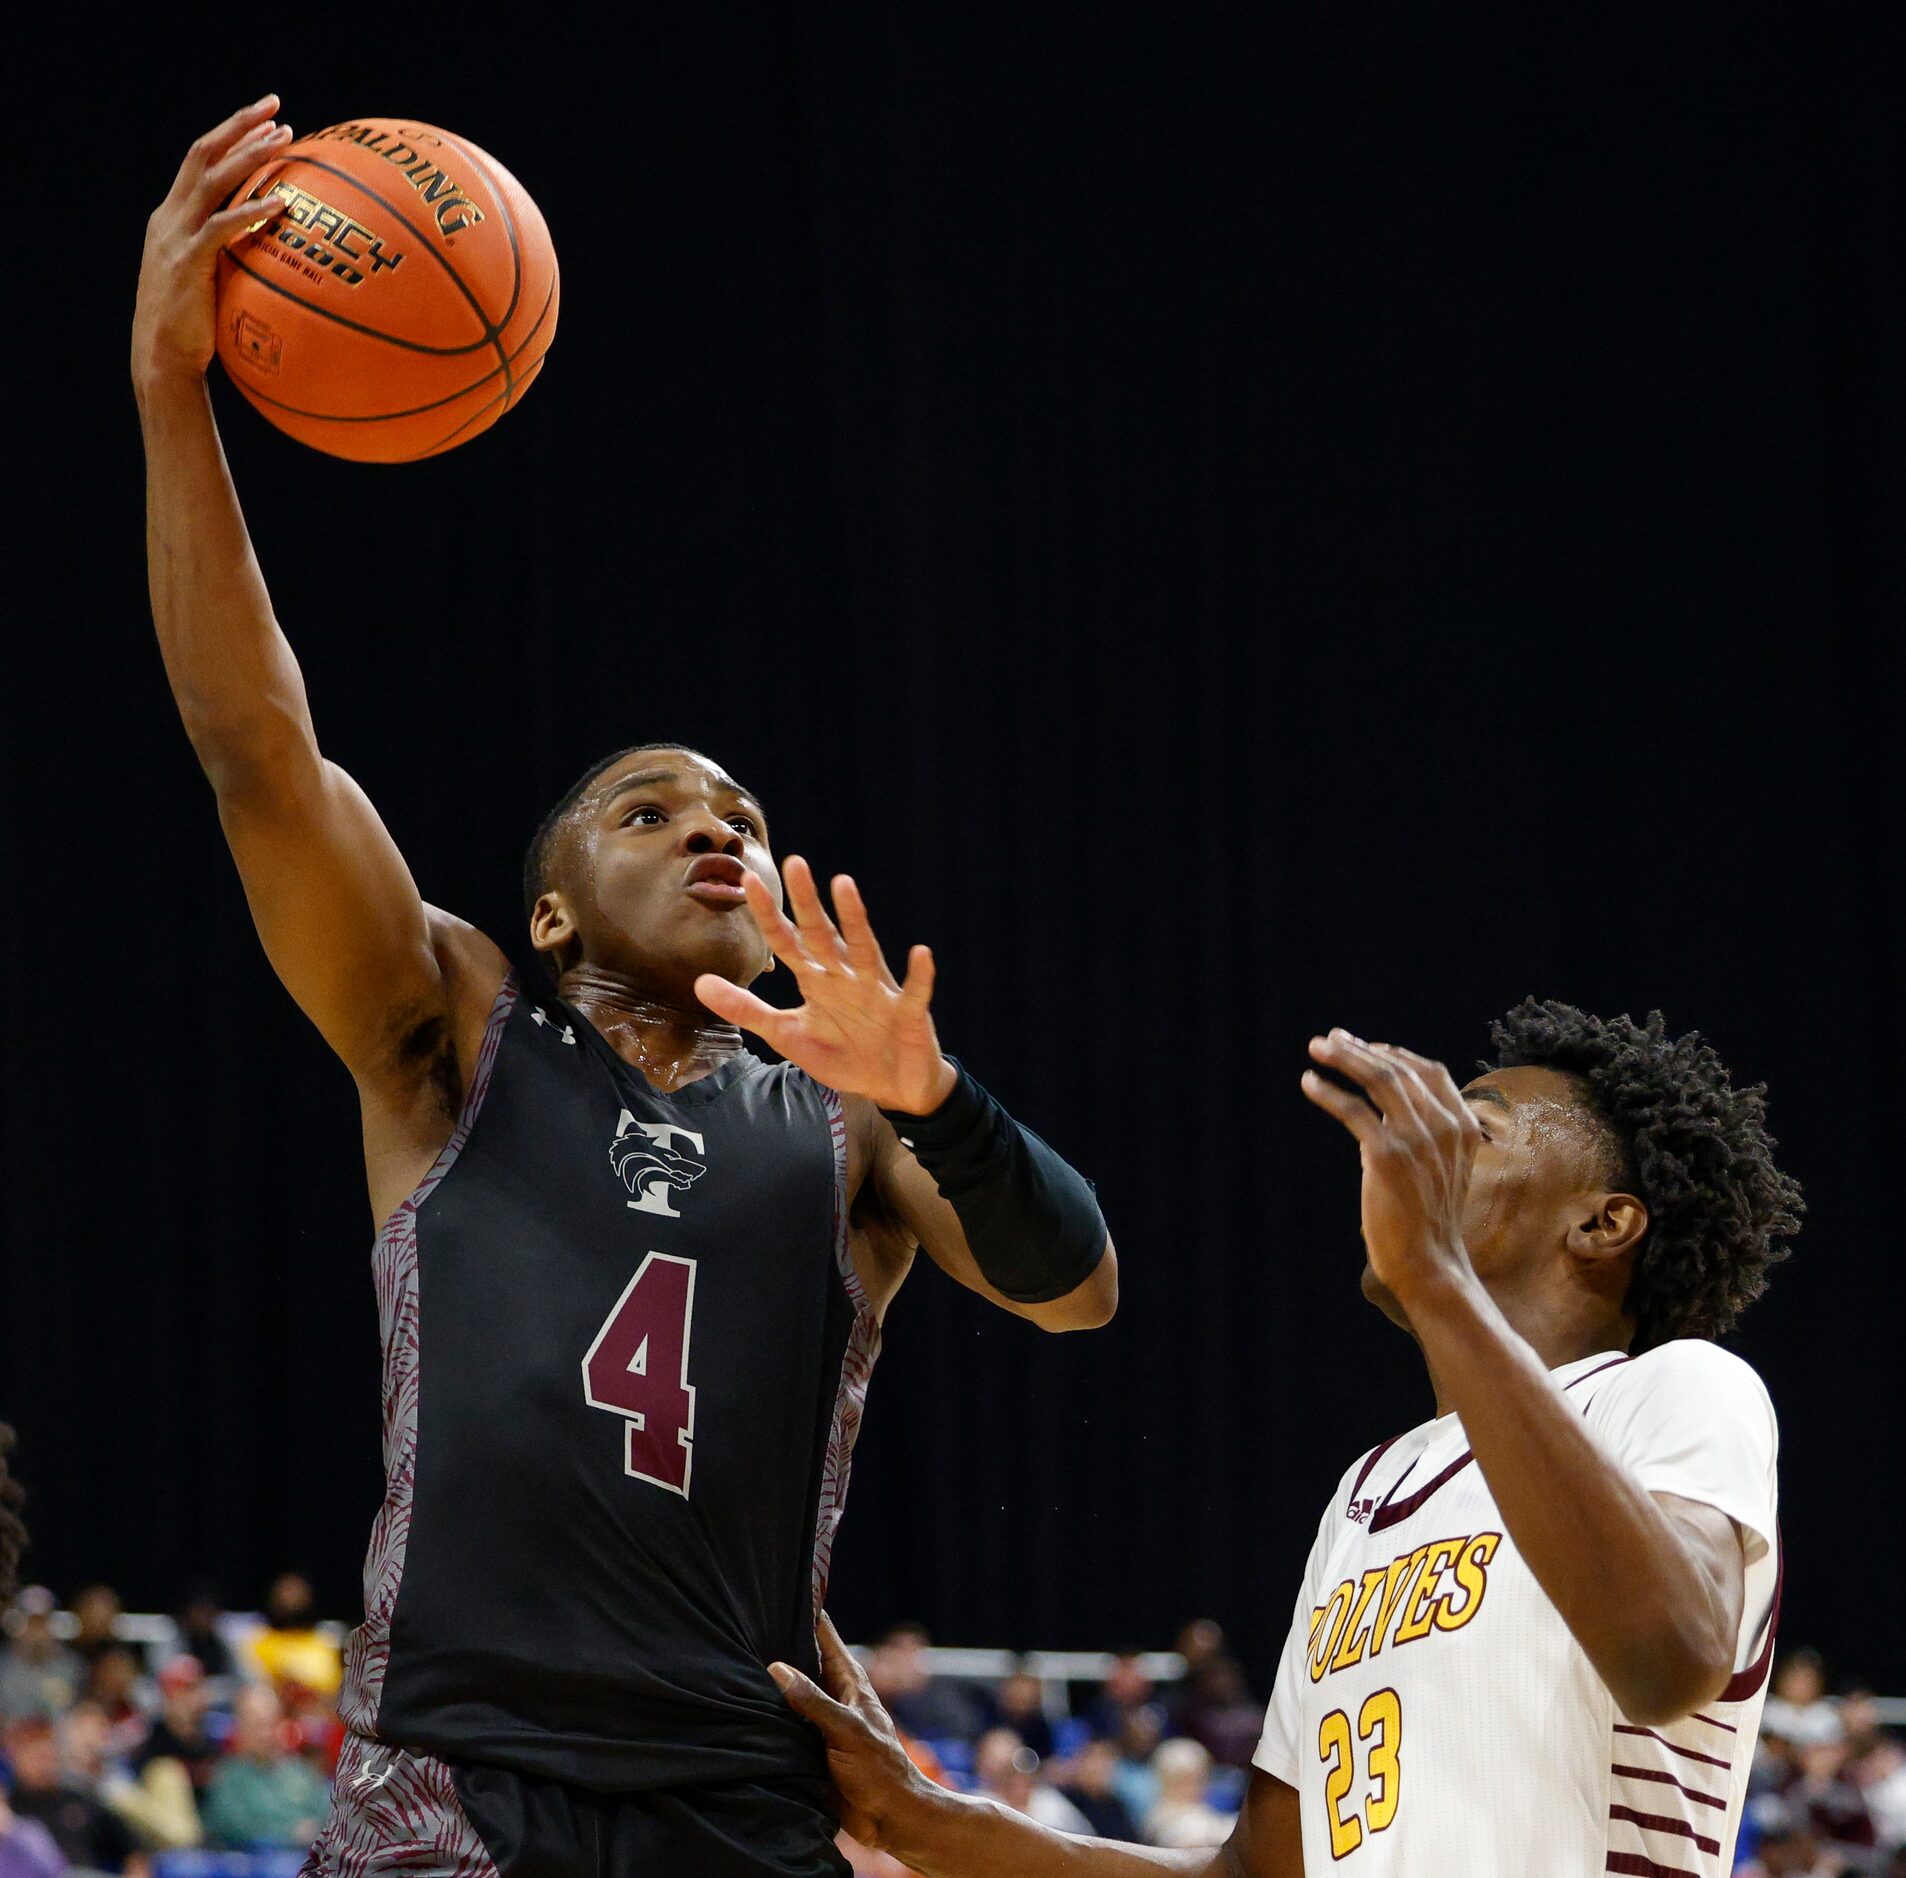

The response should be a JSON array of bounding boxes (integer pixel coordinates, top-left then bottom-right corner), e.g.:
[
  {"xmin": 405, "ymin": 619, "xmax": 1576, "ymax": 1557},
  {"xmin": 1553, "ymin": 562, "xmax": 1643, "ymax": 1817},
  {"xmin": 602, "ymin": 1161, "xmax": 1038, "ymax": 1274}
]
[{"xmin": 0, "ymin": 1583, "xmax": 1900, "ymax": 1878}]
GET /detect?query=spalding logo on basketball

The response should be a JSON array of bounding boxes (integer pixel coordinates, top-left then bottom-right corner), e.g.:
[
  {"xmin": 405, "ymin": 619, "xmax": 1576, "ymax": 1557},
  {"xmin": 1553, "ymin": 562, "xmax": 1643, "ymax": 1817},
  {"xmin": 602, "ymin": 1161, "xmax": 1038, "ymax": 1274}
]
[{"xmin": 213, "ymin": 119, "xmax": 559, "ymax": 463}]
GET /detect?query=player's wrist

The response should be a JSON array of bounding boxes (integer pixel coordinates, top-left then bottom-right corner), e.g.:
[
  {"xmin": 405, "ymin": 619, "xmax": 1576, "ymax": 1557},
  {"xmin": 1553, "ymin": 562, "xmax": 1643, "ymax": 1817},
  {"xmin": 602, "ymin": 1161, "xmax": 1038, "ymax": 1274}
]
[
  {"xmin": 873, "ymin": 1775, "xmax": 972, "ymax": 1869},
  {"xmin": 886, "ymin": 1054, "xmax": 960, "ymax": 1118},
  {"xmin": 132, "ymin": 353, "xmax": 210, "ymax": 411},
  {"xmin": 1386, "ymin": 1246, "xmax": 1485, "ymax": 1318}
]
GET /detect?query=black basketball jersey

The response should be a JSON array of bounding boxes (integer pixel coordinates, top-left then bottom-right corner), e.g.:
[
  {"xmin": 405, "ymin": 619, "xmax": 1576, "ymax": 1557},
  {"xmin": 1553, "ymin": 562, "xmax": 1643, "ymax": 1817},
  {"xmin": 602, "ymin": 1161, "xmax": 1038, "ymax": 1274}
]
[{"xmin": 338, "ymin": 974, "xmax": 882, "ymax": 1793}]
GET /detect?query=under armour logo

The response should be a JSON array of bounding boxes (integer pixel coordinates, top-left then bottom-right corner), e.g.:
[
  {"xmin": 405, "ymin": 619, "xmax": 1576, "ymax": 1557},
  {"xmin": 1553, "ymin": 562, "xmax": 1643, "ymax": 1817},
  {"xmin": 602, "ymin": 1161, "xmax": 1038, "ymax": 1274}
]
[
  {"xmin": 531, "ymin": 1006, "xmax": 577, "ymax": 1044},
  {"xmin": 612, "ymin": 1113, "xmax": 707, "ymax": 1218}
]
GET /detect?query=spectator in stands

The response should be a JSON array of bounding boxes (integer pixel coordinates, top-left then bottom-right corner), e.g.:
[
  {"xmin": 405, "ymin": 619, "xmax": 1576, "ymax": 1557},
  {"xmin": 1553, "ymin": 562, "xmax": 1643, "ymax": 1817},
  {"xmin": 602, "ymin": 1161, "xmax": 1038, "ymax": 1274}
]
[
  {"xmin": 0, "ymin": 1770, "xmax": 66, "ymax": 1878},
  {"xmin": 64, "ymin": 1594, "xmax": 123, "ymax": 1674},
  {"xmin": 1109, "ymin": 1706, "xmax": 1163, "ymax": 1831},
  {"xmin": 1086, "ymin": 1650, "xmax": 1158, "ymax": 1742},
  {"xmin": 247, "ymin": 1576, "xmax": 340, "ymax": 1702},
  {"xmin": 134, "ymin": 1663, "xmax": 215, "ymax": 1796},
  {"xmin": 1059, "ymin": 1738, "xmax": 1141, "ymax": 1843},
  {"xmin": 1764, "ymin": 1651, "xmax": 1843, "ymax": 1750},
  {"xmin": 1174, "ymin": 1656, "xmax": 1260, "ymax": 1770},
  {"xmin": 80, "ymin": 1655, "xmax": 147, "ymax": 1766},
  {"xmin": 170, "ymin": 1593, "xmax": 235, "ymax": 1685},
  {"xmin": 1792, "ymin": 1736, "xmax": 1875, "ymax": 1859},
  {"xmin": 1737, "ymin": 1794, "xmax": 1842, "ymax": 1878},
  {"xmin": 1841, "ymin": 1692, "xmax": 1906, "ymax": 1855},
  {"xmin": 866, "ymin": 1625, "xmax": 985, "ymax": 1746},
  {"xmin": 59, "ymin": 1701, "xmax": 191, "ymax": 1858},
  {"xmin": 2, "ymin": 1717, "xmax": 143, "ymax": 1875},
  {"xmin": 200, "ymin": 1687, "xmax": 326, "ymax": 1852},
  {"xmin": 1143, "ymin": 1738, "xmax": 1232, "ymax": 1850},
  {"xmin": 973, "ymin": 1730, "xmax": 1090, "ymax": 1836},
  {"xmin": 0, "ymin": 1594, "xmax": 82, "ymax": 1724},
  {"xmin": 990, "ymin": 1662, "xmax": 1053, "ymax": 1760}
]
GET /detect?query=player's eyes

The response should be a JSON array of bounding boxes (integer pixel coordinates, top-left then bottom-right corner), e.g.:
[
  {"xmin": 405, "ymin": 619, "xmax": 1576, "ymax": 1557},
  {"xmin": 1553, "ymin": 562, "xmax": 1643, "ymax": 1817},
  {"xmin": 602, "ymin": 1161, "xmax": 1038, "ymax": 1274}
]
[
  {"xmin": 727, "ymin": 815, "xmax": 759, "ymax": 837},
  {"xmin": 623, "ymin": 806, "xmax": 665, "ymax": 827}
]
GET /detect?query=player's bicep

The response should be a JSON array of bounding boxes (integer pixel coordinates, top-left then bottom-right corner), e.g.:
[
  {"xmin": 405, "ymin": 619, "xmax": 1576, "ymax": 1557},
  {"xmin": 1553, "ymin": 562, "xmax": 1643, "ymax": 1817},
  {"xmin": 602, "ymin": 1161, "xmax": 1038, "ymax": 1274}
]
[
  {"xmin": 1653, "ymin": 1492, "xmax": 1747, "ymax": 1681},
  {"xmin": 213, "ymin": 753, "xmax": 464, "ymax": 1076}
]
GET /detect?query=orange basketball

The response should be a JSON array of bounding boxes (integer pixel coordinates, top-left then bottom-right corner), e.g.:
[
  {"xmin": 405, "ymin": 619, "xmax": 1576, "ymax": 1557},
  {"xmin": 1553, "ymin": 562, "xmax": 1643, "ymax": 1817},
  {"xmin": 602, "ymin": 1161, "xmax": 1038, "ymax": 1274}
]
[{"xmin": 214, "ymin": 118, "xmax": 559, "ymax": 462}]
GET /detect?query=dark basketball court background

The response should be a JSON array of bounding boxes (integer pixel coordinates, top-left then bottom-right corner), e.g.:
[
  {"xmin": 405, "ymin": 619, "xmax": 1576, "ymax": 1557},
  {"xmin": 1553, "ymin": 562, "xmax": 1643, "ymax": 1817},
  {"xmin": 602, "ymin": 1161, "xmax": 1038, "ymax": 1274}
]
[{"xmin": 4, "ymin": 6, "xmax": 1902, "ymax": 1693}]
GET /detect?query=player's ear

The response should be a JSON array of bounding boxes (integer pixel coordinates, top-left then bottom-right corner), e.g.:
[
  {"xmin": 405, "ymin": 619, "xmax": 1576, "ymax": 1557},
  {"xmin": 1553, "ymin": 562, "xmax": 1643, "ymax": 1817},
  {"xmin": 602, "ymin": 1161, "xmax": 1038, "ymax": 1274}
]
[
  {"xmin": 1567, "ymin": 1192, "xmax": 1649, "ymax": 1263},
  {"xmin": 529, "ymin": 889, "xmax": 577, "ymax": 970}
]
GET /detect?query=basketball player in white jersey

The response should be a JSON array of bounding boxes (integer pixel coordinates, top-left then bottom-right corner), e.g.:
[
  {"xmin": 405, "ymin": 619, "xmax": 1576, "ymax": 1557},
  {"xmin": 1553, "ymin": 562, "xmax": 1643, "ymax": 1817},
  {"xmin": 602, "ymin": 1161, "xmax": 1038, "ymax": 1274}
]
[{"xmin": 767, "ymin": 1000, "xmax": 1802, "ymax": 1878}]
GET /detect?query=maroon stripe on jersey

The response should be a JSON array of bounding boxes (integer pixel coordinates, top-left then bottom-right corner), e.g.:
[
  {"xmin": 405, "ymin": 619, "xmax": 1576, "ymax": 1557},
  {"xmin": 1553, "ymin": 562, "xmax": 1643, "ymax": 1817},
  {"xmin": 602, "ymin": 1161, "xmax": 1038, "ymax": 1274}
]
[
  {"xmin": 1690, "ymin": 1713, "xmax": 1738, "ymax": 1734},
  {"xmin": 1348, "ymin": 1438, "xmax": 1398, "ymax": 1501},
  {"xmin": 1719, "ymin": 1530, "xmax": 1784, "ymax": 1703},
  {"xmin": 1606, "ymin": 1854, "xmax": 1701, "ymax": 1878},
  {"xmin": 1613, "ymin": 1725, "xmax": 1732, "ymax": 1771},
  {"xmin": 302, "ymin": 1730, "xmax": 498, "ymax": 1878},
  {"xmin": 1611, "ymin": 1764, "xmax": 1726, "ymax": 1810},
  {"xmin": 1608, "ymin": 1805, "xmax": 1720, "ymax": 1856},
  {"xmin": 810, "ymin": 1087, "xmax": 883, "ymax": 1619},
  {"xmin": 1368, "ymin": 1356, "xmax": 1631, "ymax": 1531},
  {"xmin": 338, "ymin": 975, "xmax": 517, "ymax": 1737}
]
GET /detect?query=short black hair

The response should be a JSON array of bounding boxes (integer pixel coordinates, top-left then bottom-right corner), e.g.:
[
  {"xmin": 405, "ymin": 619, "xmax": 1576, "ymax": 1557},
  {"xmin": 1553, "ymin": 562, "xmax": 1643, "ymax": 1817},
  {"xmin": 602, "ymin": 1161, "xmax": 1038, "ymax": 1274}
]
[
  {"xmin": 0, "ymin": 1424, "xmax": 27, "ymax": 1606},
  {"xmin": 1489, "ymin": 997, "xmax": 1802, "ymax": 1351},
  {"xmin": 522, "ymin": 743, "xmax": 686, "ymax": 928}
]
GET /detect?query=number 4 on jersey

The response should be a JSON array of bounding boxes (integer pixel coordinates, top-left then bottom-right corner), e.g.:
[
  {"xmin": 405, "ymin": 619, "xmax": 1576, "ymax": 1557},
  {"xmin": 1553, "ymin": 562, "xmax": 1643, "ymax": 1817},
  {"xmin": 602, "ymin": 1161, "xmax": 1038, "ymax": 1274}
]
[{"xmin": 582, "ymin": 1253, "xmax": 698, "ymax": 1497}]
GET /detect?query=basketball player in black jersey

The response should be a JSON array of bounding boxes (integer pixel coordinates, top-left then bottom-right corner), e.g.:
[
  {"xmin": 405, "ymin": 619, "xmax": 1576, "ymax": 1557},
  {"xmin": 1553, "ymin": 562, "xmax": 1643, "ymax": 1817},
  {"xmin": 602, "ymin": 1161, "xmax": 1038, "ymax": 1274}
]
[{"xmin": 136, "ymin": 102, "xmax": 1118, "ymax": 1878}]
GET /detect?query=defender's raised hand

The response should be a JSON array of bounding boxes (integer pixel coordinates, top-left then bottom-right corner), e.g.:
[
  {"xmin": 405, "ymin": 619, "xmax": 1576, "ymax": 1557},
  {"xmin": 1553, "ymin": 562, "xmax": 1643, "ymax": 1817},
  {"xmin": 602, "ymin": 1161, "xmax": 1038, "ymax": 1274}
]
[
  {"xmin": 134, "ymin": 96, "xmax": 293, "ymax": 385},
  {"xmin": 695, "ymin": 859, "xmax": 957, "ymax": 1115},
  {"xmin": 769, "ymin": 1615, "xmax": 927, "ymax": 1855},
  {"xmin": 1302, "ymin": 1031, "xmax": 1485, "ymax": 1306}
]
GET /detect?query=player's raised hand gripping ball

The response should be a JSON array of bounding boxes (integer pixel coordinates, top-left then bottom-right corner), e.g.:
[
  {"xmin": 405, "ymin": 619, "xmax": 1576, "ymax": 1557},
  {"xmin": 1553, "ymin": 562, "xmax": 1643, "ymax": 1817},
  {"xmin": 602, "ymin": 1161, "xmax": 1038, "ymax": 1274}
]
[{"xmin": 213, "ymin": 117, "xmax": 559, "ymax": 461}]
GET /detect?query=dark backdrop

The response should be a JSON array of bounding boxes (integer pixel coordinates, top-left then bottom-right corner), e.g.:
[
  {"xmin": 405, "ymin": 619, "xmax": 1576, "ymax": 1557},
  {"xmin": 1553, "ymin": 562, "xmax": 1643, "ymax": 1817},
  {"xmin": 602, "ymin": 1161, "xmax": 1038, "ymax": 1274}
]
[{"xmin": 4, "ymin": 6, "xmax": 1902, "ymax": 1693}]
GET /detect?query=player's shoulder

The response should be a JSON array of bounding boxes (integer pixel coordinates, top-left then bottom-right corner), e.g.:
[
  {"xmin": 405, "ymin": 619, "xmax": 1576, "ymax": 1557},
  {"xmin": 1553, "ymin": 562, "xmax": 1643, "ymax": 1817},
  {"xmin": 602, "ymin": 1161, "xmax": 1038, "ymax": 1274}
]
[{"xmin": 1589, "ymin": 1339, "xmax": 1776, "ymax": 1419}]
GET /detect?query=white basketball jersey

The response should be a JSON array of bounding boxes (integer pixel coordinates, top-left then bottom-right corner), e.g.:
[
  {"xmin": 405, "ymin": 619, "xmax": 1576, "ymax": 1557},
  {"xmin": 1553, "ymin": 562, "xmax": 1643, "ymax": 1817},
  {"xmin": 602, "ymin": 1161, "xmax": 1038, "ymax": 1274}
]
[{"xmin": 1254, "ymin": 1342, "xmax": 1780, "ymax": 1878}]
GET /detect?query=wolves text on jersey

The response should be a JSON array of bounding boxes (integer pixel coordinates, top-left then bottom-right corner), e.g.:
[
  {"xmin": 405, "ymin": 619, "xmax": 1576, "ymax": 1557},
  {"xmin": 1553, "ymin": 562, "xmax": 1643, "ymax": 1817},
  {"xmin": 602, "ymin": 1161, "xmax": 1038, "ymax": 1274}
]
[{"xmin": 1306, "ymin": 1532, "xmax": 1502, "ymax": 1684}]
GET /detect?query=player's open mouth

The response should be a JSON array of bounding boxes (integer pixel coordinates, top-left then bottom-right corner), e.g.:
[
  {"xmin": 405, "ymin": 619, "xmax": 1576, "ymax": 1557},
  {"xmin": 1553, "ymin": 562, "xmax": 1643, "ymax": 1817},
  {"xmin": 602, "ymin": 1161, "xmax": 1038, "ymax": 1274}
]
[{"xmin": 685, "ymin": 857, "xmax": 748, "ymax": 905}]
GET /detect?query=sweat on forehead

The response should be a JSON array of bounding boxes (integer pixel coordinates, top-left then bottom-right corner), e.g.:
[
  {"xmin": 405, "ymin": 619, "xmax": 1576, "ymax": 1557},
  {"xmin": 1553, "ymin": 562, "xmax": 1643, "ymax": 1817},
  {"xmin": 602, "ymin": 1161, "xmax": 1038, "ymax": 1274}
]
[{"xmin": 1468, "ymin": 1065, "xmax": 1630, "ymax": 1181}]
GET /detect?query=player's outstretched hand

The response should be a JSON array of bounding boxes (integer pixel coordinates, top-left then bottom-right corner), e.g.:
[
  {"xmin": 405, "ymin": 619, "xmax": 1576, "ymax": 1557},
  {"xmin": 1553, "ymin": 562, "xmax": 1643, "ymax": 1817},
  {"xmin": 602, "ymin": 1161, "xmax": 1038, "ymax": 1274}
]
[
  {"xmin": 133, "ymin": 97, "xmax": 294, "ymax": 387},
  {"xmin": 1302, "ymin": 1031, "xmax": 1484, "ymax": 1307},
  {"xmin": 770, "ymin": 1614, "xmax": 930, "ymax": 1854},
  {"xmin": 695, "ymin": 858, "xmax": 958, "ymax": 1116}
]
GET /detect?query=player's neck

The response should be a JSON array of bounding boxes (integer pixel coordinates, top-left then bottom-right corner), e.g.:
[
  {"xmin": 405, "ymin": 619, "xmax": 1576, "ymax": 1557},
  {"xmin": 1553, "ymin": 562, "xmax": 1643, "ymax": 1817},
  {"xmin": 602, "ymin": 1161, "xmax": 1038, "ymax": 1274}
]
[
  {"xmin": 1423, "ymin": 1297, "xmax": 1631, "ymax": 1419},
  {"xmin": 561, "ymin": 965, "xmax": 746, "ymax": 1093}
]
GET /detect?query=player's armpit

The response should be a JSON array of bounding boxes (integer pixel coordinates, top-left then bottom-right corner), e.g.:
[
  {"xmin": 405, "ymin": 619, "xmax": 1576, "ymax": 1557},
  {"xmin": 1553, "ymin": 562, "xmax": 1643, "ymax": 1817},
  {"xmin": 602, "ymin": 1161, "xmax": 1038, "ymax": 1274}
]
[{"xmin": 862, "ymin": 1104, "xmax": 1118, "ymax": 1331}]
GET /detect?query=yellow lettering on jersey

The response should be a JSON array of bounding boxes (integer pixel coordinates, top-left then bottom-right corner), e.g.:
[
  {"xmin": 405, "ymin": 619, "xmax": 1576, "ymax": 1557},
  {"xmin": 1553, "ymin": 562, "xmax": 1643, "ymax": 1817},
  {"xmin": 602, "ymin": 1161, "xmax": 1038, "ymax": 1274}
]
[
  {"xmin": 1328, "ymin": 1567, "xmax": 1390, "ymax": 1673},
  {"xmin": 1366, "ymin": 1544, "xmax": 1430, "ymax": 1658},
  {"xmin": 1317, "ymin": 1707, "xmax": 1363, "ymax": 1859},
  {"xmin": 1433, "ymin": 1531, "xmax": 1502, "ymax": 1633},
  {"xmin": 1309, "ymin": 1580, "xmax": 1358, "ymax": 1684},
  {"xmin": 1393, "ymin": 1538, "xmax": 1464, "ymax": 1645}
]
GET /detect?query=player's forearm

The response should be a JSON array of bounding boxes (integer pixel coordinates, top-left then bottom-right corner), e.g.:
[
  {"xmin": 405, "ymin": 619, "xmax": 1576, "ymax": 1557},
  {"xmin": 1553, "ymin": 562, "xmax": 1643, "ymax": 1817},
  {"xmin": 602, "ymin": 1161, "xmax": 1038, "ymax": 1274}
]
[
  {"xmin": 1404, "ymin": 1271, "xmax": 1733, "ymax": 1722},
  {"xmin": 137, "ymin": 369, "xmax": 318, "ymax": 783},
  {"xmin": 879, "ymin": 1783, "xmax": 1227, "ymax": 1878}
]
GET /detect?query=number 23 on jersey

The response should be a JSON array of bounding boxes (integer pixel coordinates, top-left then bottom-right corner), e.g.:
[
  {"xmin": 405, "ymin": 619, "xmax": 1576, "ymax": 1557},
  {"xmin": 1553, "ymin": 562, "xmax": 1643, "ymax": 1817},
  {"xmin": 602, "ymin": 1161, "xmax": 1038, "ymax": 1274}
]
[
  {"xmin": 582, "ymin": 1253, "xmax": 699, "ymax": 1497},
  {"xmin": 1319, "ymin": 1688, "xmax": 1401, "ymax": 1860}
]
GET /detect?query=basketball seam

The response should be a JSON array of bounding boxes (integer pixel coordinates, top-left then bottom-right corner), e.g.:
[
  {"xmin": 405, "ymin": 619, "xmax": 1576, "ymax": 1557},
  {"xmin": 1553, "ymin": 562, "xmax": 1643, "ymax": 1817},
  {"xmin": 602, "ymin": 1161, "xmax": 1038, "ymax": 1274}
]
[
  {"xmin": 428, "ymin": 129, "xmax": 527, "ymax": 400},
  {"xmin": 225, "ymin": 276, "xmax": 557, "ymax": 426}
]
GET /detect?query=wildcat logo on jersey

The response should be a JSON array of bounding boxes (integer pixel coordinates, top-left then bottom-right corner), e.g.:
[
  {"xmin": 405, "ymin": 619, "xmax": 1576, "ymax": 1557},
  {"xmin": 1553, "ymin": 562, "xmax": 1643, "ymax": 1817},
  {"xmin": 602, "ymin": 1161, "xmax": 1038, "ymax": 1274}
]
[
  {"xmin": 612, "ymin": 1115, "xmax": 707, "ymax": 1219},
  {"xmin": 1307, "ymin": 1531, "xmax": 1503, "ymax": 1683}
]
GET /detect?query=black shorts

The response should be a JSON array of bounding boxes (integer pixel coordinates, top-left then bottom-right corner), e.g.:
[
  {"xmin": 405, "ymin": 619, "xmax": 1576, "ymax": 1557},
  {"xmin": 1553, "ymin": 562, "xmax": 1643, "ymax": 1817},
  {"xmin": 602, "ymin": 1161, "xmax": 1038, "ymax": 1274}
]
[{"xmin": 305, "ymin": 1731, "xmax": 850, "ymax": 1878}]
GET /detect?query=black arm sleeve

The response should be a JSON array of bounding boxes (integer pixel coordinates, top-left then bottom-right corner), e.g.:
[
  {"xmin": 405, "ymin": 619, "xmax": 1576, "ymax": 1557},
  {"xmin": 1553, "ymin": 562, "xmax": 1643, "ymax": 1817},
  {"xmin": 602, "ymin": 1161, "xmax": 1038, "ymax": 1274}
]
[{"xmin": 881, "ymin": 1060, "xmax": 1107, "ymax": 1303}]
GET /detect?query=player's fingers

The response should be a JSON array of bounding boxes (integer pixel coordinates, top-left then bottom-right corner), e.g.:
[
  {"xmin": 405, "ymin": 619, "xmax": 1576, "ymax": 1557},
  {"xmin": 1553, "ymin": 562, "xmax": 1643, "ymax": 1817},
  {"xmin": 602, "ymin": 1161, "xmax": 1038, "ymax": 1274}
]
[
  {"xmin": 816, "ymin": 1612, "xmax": 878, "ymax": 1706},
  {"xmin": 195, "ymin": 191, "xmax": 288, "ymax": 253},
  {"xmin": 768, "ymin": 1663, "xmax": 852, "ymax": 1731},
  {"xmin": 1313, "ymin": 1033, "xmax": 1428, "ymax": 1135},
  {"xmin": 1301, "ymin": 1067, "xmax": 1384, "ymax": 1144},
  {"xmin": 830, "ymin": 876, "xmax": 898, "ymax": 987},
  {"xmin": 783, "ymin": 857, "xmax": 847, "ymax": 966},
  {"xmin": 1381, "ymin": 1045, "xmax": 1480, "ymax": 1141},
  {"xmin": 741, "ymin": 871, "xmax": 818, "ymax": 974},
  {"xmin": 196, "ymin": 122, "xmax": 294, "ymax": 214},
  {"xmin": 899, "ymin": 944, "xmax": 936, "ymax": 1009},
  {"xmin": 178, "ymin": 96, "xmax": 282, "ymax": 199},
  {"xmin": 693, "ymin": 973, "xmax": 795, "ymax": 1044}
]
